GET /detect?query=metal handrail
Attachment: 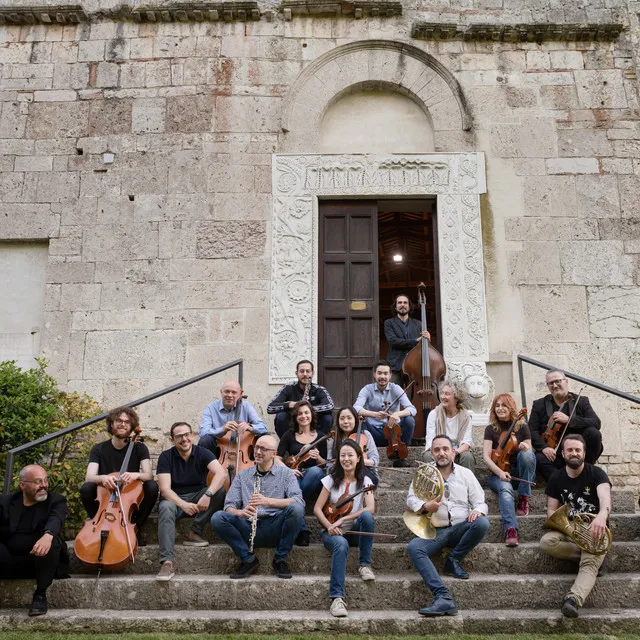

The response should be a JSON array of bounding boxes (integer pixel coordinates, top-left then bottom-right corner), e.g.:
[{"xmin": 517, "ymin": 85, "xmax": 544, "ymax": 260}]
[
  {"xmin": 517, "ymin": 354, "xmax": 640, "ymax": 409},
  {"xmin": 2, "ymin": 359, "xmax": 243, "ymax": 494}
]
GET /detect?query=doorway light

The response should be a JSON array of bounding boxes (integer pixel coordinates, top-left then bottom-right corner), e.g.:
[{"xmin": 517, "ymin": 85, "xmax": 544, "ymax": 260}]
[{"xmin": 393, "ymin": 254, "xmax": 403, "ymax": 262}]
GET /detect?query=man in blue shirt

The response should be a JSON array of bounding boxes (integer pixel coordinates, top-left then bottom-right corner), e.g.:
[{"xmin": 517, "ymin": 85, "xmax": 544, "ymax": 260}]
[
  {"xmin": 354, "ymin": 360, "xmax": 416, "ymax": 467},
  {"xmin": 199, "ymin": 380, "xmax": 267, "ymax": 454}
]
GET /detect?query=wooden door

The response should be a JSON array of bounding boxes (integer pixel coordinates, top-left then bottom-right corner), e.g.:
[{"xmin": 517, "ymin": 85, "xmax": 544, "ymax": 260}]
[{"xmin": 318, "ymin": 201, "xmax": 379, "ymax": 408}]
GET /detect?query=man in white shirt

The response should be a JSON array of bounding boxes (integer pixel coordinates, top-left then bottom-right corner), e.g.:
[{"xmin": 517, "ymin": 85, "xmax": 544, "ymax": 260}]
[{"xmin": 407, "ymin": 435, "xmax": 489, "ymax": 616}]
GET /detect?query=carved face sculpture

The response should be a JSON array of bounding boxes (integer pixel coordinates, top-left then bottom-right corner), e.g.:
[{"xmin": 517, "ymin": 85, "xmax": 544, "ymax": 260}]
[{"xmin": 465, "ymin": 374, "xmax": 490, "ymax": 399}]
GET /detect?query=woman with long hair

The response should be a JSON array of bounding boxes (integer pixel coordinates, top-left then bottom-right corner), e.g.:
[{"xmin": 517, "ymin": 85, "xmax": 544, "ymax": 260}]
[
  {"xmin": 277, "ymin": 400, "xmax": 326, "ymax": 546},
  {"xmin": 482, "ymin": 393, "xmax": 536, "ymax": 547},
  {"xmin": 314, "ymin": 439, "xmax": 376, "ymax": 618},
  {"xmin": 327, "ymin": 407, "xmax": 379, "ymax": 487}
]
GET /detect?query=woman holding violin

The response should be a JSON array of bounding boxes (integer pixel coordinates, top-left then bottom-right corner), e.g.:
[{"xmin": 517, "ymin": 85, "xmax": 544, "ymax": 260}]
[
  {"xmin": 277, "ymin": 400, "xmax": 327, "ymax": 546},
  {"xmin": 314, "ymin": 439, "xmax": 376, "ymax": 618},
  {"xmin": 482, "ymin": 394, "xmax": 536, "ymax": 547},
  {"xmin": 327, "ymin": 407, "xmax": 379, "ymax": 487},
  {"xmin": 424, "ymin": 380, "xmax": 475, "ymax": 472}
]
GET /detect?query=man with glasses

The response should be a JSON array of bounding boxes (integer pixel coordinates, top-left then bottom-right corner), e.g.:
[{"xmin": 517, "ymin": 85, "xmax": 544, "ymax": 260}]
[
  {"xmin": 80, "ymin": 406, "xmax": 158, "ymax": 546},
  {"xmin": 406, "ymin": 435, "xmax": 489, "ymax": 617},
  {"xmin": 528, "ymin": 370, "xmax": 603, "ymax": 481},
  {"xmin": 211, "ymin": 434, "xmax": 304, "ymax": 580},
  {"xmin": 0, "ymin": 465, "xmax": 69, "ymax": 616},
  {"xmin": 156, "ymin": 421, "xmax": 227, "ymax": 581}
]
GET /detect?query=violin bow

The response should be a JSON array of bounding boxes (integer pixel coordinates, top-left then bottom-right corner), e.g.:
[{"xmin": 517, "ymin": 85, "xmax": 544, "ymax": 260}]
[
  {"xmin": 382, "ymin": 380, "xmax": 416, "ymax": 416},
  {"xmin": 553, "ymin": 386, "xmax": 586, "ymax": 454}
]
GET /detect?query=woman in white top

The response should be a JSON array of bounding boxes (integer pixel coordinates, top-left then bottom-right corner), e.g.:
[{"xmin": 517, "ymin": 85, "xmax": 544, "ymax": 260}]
[
  {"xmin": 327, "ymin": 406, "xmax": 379, "ymax": 486},
  {"xmin": 423, "ymin": 379, "xmax": 475, "ymax": 472},
  {"xmin": 314, "ymin": 439, "xmax": 376, "ymax": 618}
]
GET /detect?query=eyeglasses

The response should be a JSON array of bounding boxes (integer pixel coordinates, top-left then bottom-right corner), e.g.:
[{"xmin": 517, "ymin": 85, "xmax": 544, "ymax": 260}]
[
  {"xmin": 254, "ymin": 445, "xmax": 276, "ymax": 453},
  {"xmin": 547, "ymin": 379, "xmax": 566, "ymax": 387},
  {"xmin": 115, "ymin": 419, "xmax": 132, "ymax": 425},
  {"xmin": 24, "ymin": 478, "xmax": 48, "ymax": 486},
  {"xmin": 173, "ymin": 432, "xmax": 192, "ymax": 440}
]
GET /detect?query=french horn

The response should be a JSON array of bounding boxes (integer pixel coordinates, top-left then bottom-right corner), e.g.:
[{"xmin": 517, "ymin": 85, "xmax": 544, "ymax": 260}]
[
  {"xmin": 544, "ymin": 503, "xmax": 612, "ymax": 555},
  {"xmin": 402, "ymin": 464, "xmax": 445, "ymax": 540}
]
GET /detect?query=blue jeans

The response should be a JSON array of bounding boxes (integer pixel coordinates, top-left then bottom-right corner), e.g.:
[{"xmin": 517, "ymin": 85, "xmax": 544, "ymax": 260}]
[
  {"xmin": 488, "ymin": 448, "xmax": 536, "ymax": 533},
  {"xmin": 297, "ymin": 465, "xmax": 324, "ymax": 532},
  {"xmin": 211, "ymin": 503, "xmax": 305, "ymax": 563},
  {"xmin": 321, "ymin": 511, "xmax": 375, "ymax": 598},
  {"xmin": 407, "ymin": 516, "xmax": 490, "ymax": 598},
  {"xmin": 365, "ymin": 416, "xmax": 415, "ymax": 447}
]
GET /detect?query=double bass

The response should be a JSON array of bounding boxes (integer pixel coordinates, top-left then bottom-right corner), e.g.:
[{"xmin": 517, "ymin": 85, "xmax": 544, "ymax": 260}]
[
  {"xmin": 491, "ymin": 408, "xmax": 527, "ymax": 473},
  {"xmin": 216, "ymin": 396, "xmax": 256, "ymax": 490},
  {"xmin": 74, "ymin": 426, "xmax": 144, "ymax": 571},
  {"xmin": 402, "ymin": 283, "xmax": 447, "ymax": 439}
]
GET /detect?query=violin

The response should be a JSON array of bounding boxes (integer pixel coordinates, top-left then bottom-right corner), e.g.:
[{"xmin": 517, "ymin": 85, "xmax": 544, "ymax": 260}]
[
  {"xmin": 382, "ymin": 400, "xmax": 409, "ymax": 460},
  {"xmin": 322, "ymin": 481, "xmax": 375, "ymax": 524},
  {"xmin": 74, "ymin": 426, "xmax": 144, "ymax": 571},
  {"xmin": 285, "ymin": 430, "xmax": 335, "ymax": 470},
  {"xmin": 491, "ymin": 408, "xmax": 527, "ymax": 473},
  {"xmin": 542, "ymin": 387, "xmax": 585, "ymax": 451},
  {"xmin": 402, "ymin": 283, "xmax": 447, "ymax": 439},
  {"xmin": 216, "ymin": 396, "xmax": 256, "ymax": 491},
  {"xmin": 348, "ymin": 415, "xmax": 369, "ymax": 460}
]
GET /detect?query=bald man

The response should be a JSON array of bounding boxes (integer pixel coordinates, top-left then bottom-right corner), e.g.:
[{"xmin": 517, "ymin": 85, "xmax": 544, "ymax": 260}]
[
  {"xmin": 198, "ymin": 379, "xmax": 267, "ymax": 455},
  {"xmin": 0, "ymin": 465, "xmax": 69, "ymax": 616},
  {"xmin": 211, "ymin": 435, "xmax": 305, "ymax": 580}
]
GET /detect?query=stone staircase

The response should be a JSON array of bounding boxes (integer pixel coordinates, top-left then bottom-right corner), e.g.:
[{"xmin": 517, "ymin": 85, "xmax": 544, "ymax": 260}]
[{"xmin": 1, "ymin": 446, "xmax": 640, "ymax": 634}]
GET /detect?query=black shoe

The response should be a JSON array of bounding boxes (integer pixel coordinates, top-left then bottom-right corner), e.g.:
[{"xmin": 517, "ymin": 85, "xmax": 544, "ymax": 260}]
[
  {"xmin": 597, "ymin": 563, "xmax": 607, "ymax": 578},
  {"xmin": 29, "ymin": 592, "xmax": 48, "ymax": 617},
  {"xmin": 272, "ymin": 558, "xmax": 292, "ymax": 579},
  {"xmin": 561, "ymin": 595, "xmax": 579, "ymax": 618},
  {"xmin": 136, "ymin": 531, "xmax": 147, "ymax": 547},
  {"xmin": 295, "ymin": 530, "xmax": 310, "ymax": 547},
  {"xmin": 230, "ymin": 556, "xmax": 260, "ymax": 579},
  {"xmin": 443, "ymin": 556, "xmax": 469, "ymax": 580},
  {"xmin": 393, "ymin": 458, "xmax": 409, "ymax": 468},
  {"xmin": 388, "ymin": 452, "xmax": 399, "ymax": 461}
]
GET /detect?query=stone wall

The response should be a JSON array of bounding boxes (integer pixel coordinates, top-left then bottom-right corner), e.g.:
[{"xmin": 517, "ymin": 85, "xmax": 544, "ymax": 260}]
[{"xmin": 0, "ymin": 0, "xmax": 639, "ymax": 485}]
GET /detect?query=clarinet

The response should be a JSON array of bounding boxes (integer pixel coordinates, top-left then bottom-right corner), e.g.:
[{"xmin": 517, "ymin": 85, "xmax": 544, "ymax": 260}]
[
  {"xmin": 302, "ymin": 380, "xmax": 311, "ymax": 402},
  {"xmin": 248, "ymin": 472, "xmax": 261, "ymax": 553}
]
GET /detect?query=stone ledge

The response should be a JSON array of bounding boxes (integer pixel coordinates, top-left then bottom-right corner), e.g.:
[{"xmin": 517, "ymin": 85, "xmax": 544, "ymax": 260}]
[
  {"xmin": 411, "ymin": 22, "xmax": 624, "ymax": 43},
  {"xmin": 280, "ymin": 0, "xmax": 401, "ymax": 20},
  {"xmin": 0, "ymin": 5, "xmax": 87, "ymax": 25}
]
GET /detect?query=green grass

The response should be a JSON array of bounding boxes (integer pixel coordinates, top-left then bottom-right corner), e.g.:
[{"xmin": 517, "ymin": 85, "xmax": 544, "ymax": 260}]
[{"xmin": 1, "ymin": 635, "xmax": 639, "ymax": 640}]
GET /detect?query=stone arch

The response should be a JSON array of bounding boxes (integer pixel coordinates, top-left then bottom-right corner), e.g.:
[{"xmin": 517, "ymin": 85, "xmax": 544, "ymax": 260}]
[{"xmin": 282, "ymin": 40, "xmax": 471, "ymax": 150}]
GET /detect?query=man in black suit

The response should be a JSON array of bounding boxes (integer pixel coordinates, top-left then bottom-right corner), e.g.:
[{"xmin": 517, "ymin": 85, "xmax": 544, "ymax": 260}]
[
  {"xmin": 528, "ymin": 369, "xmax": 603, "ymax": 480},
  {"xmin": 0, "ymin": 464, "xmax": 68, "ymax": 616},
  {"xmin": 384, "ymin": 294, "xmax": 430, "ymax": 385}
]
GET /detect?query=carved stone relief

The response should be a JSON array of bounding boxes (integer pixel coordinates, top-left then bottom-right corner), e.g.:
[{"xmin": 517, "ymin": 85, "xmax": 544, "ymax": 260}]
[{"xmin": 269, "ymin": 152, "xmax": 490, "ymax": 385}]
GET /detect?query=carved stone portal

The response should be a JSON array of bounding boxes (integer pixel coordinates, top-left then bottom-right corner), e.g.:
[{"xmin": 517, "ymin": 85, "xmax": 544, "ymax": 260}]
[{"xmin": 269, "ymin": 152, "xmax": 489, "ymax": 386}]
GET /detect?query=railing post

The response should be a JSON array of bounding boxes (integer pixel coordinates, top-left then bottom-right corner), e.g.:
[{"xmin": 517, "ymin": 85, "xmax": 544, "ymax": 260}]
[
  {"xmin": 3, "ymin": 451, "xmax": 14, "ymax": 494},
  {"xmin": 518, "ymin": 356, "xmax": 526, "ymax": 409},
  {"xmin": 238, "ymin": 360, "xmax": 243, "ymax": 389}
]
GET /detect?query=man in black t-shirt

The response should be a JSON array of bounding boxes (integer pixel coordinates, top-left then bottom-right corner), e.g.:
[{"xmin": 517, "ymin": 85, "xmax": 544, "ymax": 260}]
[
  {"xmin": 540, "ymin": 434, "xmax": 611, "ymax": 619},
  {"xmin": 155, "ymin": 421, "xmax": 227, "ymax": 581},
  {"xmin": 80, "ymin": 406, "xmax": 159, "ymax": 545}
]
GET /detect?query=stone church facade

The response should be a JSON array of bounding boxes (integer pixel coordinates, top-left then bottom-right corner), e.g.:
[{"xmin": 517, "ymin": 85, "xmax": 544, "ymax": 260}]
[{"xmin": 0, "ymin": 0, "xmax": 638, "ymax": 485}]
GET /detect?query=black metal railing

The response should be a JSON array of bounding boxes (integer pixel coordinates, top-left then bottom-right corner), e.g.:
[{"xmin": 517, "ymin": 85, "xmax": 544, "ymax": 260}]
[
  {"xmin": 2, "ymin": 359, "xmax": 243, "ymax": 494},
  {"xmin": 517, "ymin": 354, "xmax": 640, "ymax": 408}
]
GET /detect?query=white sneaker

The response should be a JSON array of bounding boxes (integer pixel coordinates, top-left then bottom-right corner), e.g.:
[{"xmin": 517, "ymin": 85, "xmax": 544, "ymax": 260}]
[
  {"xmin": 330, "ymin": 597, "xmax": 348, "ymax": 617},
  {"xmin": 359, "ymin": 565, "xmax": 376, "ymax": 581},
  {"xmin": 156, "ymin": 561, "xmax": 175, "ymax": 581}
]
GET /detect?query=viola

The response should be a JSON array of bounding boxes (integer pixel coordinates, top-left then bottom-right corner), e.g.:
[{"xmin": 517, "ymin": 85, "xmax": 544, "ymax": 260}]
[
  {"xmin": 402, "ymin": 283, "xmax": 447, "ymax": 439},
  {"xmin": 74, "ymin": 426, "xmax": 144, "ymax": 571},
  {"xmin": 348, "ymin": 415, "xmax": 369, "ymax": 460},
  {"xmin": 216, "ymin": 397, "xmax": 256, "ymax": 490},
  {"xmin": 285, "ymin": 430, "xmax": 335, "ymax": 470},
  {"xmin": 382, "ymin": 400, "xmax": 409, "ymax": 460},
  {"xmin": 542, "ymin": 387, "xmax": 585, "ymax": 451},
  {"xmin": 491, "ymin": 408, "xmax": 527, "ymax": 473},
  {"xmin": 322, "ymin": 482, "xmax": 375, "ymax": 524}
]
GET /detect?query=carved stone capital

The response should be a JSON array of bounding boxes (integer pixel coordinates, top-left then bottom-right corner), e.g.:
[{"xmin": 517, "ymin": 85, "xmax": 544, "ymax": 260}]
[{"xmin": 279, "ymin": 0, "xmax": 401, "ymax": 20}]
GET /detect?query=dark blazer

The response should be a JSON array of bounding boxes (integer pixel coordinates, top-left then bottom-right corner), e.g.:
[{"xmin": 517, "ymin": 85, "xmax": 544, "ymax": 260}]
[
  {"xmin": 528, "ymin": 394, "xmax": 601, "ymax": 452},
  {"xmin": 0, "ymin": 490, "xmax": 67, "ymax": 540},
  {"xmin": 383, "ymin": 316, "xmax": 422, "ymax": 372}
]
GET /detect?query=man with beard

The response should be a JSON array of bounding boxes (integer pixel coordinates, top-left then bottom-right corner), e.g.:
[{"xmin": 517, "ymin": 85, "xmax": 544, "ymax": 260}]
[
  {"xmin": 528, "ymin": 370, "xmax": 602, "ymax": 480},
  {"xmin": 80, "ymin": 406, "xmax": 158, "ymax": 546},
  {"xmin": 0, "ymin": 465, "xmax": 68, "ymax": 616},
  {"xmin": 406, "ymin": 435, "xmax": 489, "ymax": 617},
  {"xmin": 541, "ymin": 434, "xmax": 611, "ymax": 618}
]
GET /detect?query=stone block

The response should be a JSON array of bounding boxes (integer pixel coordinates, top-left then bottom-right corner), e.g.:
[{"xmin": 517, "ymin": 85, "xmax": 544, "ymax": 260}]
[
  {"xmin": 33, "ymin": 90, "xmax": 76, "ymax": 102},
  {"xmin": 507, "ymin": 242, "xmax": 562, "ymax": 284},
  {"xmin": 0, "ymin": 43, "xmax": 33, "ymax": 64},
  {"xmin": 132, "ymin": 98, "xmax": 165, "ymax": 134},
  {"xmin": 99, "ymin": 282, "xmax": 186, "ymax": 311},
  {"xmin": 14, "ymin": 155, "xmax": 52, "ymax": 171},
  {"xmin": 0, "ymin": 102, "xmax": 27, "ymax": 138},
  {"xmin": 77, "ymin": 40, "xmax": 105, "ymax": 63},
  {"xmin": 72, "ymin": 309, "xmax": 156, "ymax": 331},
  {"xmin": 44, "ymin": 284, "xmax": 61, "ymax": 311},
  {"xmin": 60, "ymin": 283, "xmax": 101, "ymax": 310},
  {"xmin": 522, "ymin": 176, "xmax": 576, "ymax": 217},
  {"xmin": 588, "ymin": 287, "xmax": 640, "ymax": 338},
  {"xmin": 618, "ymin": 176, "xmax": 640, "ymax": 217},
  {"xmin": 134, "ymin": 194, "xmax": 215, "ymax": 223},
  {"xmin": 598, "ymin": 218, "xmax": 640, "ymax": 240},
  {"xmin": 95, "ymin": 62, "xmax": 119, "ymax": 88},
  {"xmin": 546, "ymin": 158, "xmax": 599, "ymax": 174},
  {"xmin": 166, "ymin": 95, "xmax": 213, "ymax": 134},
  {"xmin": 0, "ymin": 173, "xmax": 24, "ymax": 202},
  {"xmin": 153, "ymin": 36, "xmax": 197, "ymax": 59},
  {"xmin": 550, "ymin": 51, "xmax": 584, "ymax": 70},
  {"xmin": 26, "ymin": 102, "xmax": 90, "ymax": 139},
  {"xmin": 158, "ymin": 222, "xmax": 197, "ymax": 259},
  {"xmin": 490, "ymin": 119, "xmax": 557, "ymax": 158},
  {"xmin": 129, "ymin": 38, "xmax": 154, "ymax": 59},
  {"xmin": 106, "ymin": 38, "xmax": 129, "ymax": 62},
  {"xmin": 504, "ymin": 217, "xmax": 598, "ymax": 242},
  {"xmin": 574, "ymin": 70, "xmax": 628, "ymax": 109},
  {"xmin": 184, "ymin": 281, "xmax": 268, "ymax": 310},
  {"xmin": 526, "ymin": 51, "xmax": 550, "ymax": 70},
  {"xmin": 124, "ymin": 259, "xmax": 169, "ymax": 283},
  {"xmin": 575, "ymin": 175, "xmax": 620, "ymax": 218},
  {"xmin": 39, "ymin": 310, "xmax": 71, "ymax": 382},
  {"xmin": 195, "ymin": 221, "xmax": 267, "ymax": 259},
  {"xmin": 82, "ymin": 224, "xmax": 158, "ymax": 261},
  {"xmin": 51, "ymin": 42, "xmax": 78, "ymax": 64},
  {"xmin": 558, "ymin": 129, "xmax": 613, "ymax": 157},
  {"xmin": 168, "ymin": 257, "xmax": 270, "ymax": 282},
  {"xmin": 120, "ymin": 62, "xmax": 146, "ymax": 89},
  {"xmin": 207, "ymin": 163, "xmax": 254, "ymax": 193},
  {"xmin": 36, "ymin": 172, "xmax": 80, "ymax": 202},
  {"xmin": 79, "ymin": 170, "xmax": 122, "ymax": 198},
  {"xmin": 118, "ymin": 167, "xmax": 168, "ymax": 196},
  {"xmin": 559, "ymin": 240, "xmax": 634, "ymax": 285},
  {"xmin": 213, "ymin": 193, "xmax": 271, "ymax": 220},
  {"xmin": 145, "ymin": 60, "xmax": 171, "ymax": 87},
  {"xmin": 0, "ymin": 203, "xmax": 58, "ymax": 239},
  {"xmin": 521, "ymin": 285, "xmax": 589, "ymax": 342},
  {"xmin": 83, "ymin": 330, "xmax": 186, "ymax": 379},
  {"xmin": 88, "ymin": 99, "xmax": 132, "ymax": 136},
  {"xmin": 46, "ymin": 262, "xmax": 95, "ymax": 284},
  {"xmin": 214, "ymin": 96, "xmax": 282, "ymax": 133}
]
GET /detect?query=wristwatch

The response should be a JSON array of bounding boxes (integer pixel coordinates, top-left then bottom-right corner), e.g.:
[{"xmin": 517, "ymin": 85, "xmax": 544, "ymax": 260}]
[{"xmin": 204, "ymin": 490, "xmax": 214, "ymax": 498}]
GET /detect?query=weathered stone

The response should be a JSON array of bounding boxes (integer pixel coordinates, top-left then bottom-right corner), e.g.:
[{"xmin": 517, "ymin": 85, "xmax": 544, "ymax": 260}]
[
  {"xmin": 214, "ymin": 96, "xmax": 282, "ymax": 133},
  {"xmin": 558, "ymin": 129, "xmax": 613, "ymax": 157},
  {"xmin": 169, "ymin": 258, "xmax": 271, "ymax": 281},
  {"xmin": 546, "ymin": 157, "xmax": 599, "ymax": 174},
  {"xmin": 618, "ymin": 176, "xmax": 640, "ymax": 217},
  {"xmin": 88, "ymin": 99, "xmax": 132, "ymax": 136},
  {"xmin": 59, "ymin": 283, "xmax": 101, "ymax": 311},
  {"xmin": 521, "ymin": 176, "xmax": 576, "ymax": 217},
  {"xmin": 574, "ymin": 69, "xmax": 628, "ymax": 108},
  {"xmin": 166, "ymin": 94, "xmax": 213, "ymax": 134},
  {"xmin": 46, "ymin": 261, "xmax": 94, "ymax": 284},
  {"xmin": 507, "ymin": 243, "xmax": 561, "ymax": 284},
  {"xmin": 575, "ymin": 175, "xmax": 620, "ymax": 218},
  {"xmin": 132, "ymin": 98, "xmax": 166, "ymax": 134},
  {"xmin": 195, "ymin": 221, "xmax": 266, "ymax": 259},
  {"xmin": 72, "ymin": 309, "xmax": 156, "ymax": 331},
  {"xmin": 184, "ymin": 281, "xmax": 268, "ymax": 309},
  {"xmin": 490, "ymin": 119, "xmax": 557, "ymax": 158},
  {"xmin": 99, "ymin": 282, "xmax": 186, "ymax": 311},
  {"xmin": 82, "ymin": 224, "xmax": 158, "ymax": 261},
  {"xmin": 26, "ymin": 101, "xmax": 90, "ymax": 139},
  {"xmin": 0, "ymin": 203, "xmax": 59, "ymax": 239},
  {"xmin": 588, "ymin": 287, "xmax": 640, "ymax": 338},
  {"xmin": 560, "ymin": 240, "xmax": 634, "ymax": 285}
]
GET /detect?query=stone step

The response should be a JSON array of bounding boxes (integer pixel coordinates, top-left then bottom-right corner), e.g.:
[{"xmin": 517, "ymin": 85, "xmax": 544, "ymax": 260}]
[
  {"xmin": 66, "ymin": 541, "xmax": 640, "ymax": 576},
  {"xmin": 3, "ymin": 572, "xmax": 639, "ymax": 610},
  {"xmin": 138, "ymin": 513, "xmax": 639, "ymax": 544},
  {"xmin": 2, "ymin": 608, "xmax": 640, "ymax": 634}
]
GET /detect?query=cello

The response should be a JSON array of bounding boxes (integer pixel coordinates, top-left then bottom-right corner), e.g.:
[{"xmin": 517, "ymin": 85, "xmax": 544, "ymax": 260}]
[
  {"xmin": 402, "ymin": 283, "xmax": 447, "ymax": 439},
  {"xmin": 74, "ymin": 425, "xmax": 144, "ymax": 571},
  {"xmin": 491, "ymin": 408, "xmax": 527, "ymax": 473},
  {"xmin": 216, "ymin": 396, "xmax": 256, "ymax": 490}
]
